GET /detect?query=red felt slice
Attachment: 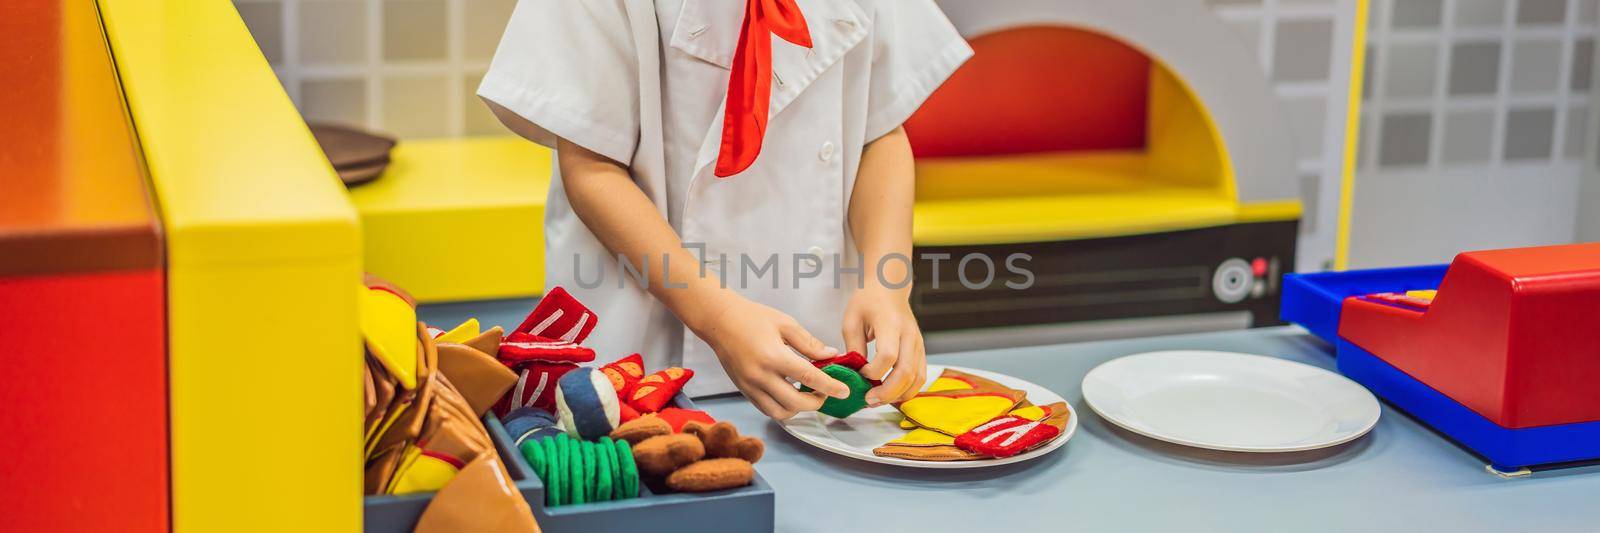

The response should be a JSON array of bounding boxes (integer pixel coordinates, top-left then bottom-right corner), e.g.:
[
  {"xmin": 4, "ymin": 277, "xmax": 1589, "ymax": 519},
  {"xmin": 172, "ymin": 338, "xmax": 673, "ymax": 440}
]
[
  {"xmin": 492, "ymin": 361, "xmax": 580, "ymax": 416},
  {"xmin": 811, "ymin": 351, "xmax": 881, "ymax": 387},
  {"xmin": 625, "ymin": 367, "xmax": 694, "ymax": 413},
  {"xmin": 497, "ymin": 331, "xmax": 596, "ymax": 364},
  {"xmin": 953, "ymin": 415, "xmax": 1062, "ymax": 458},
  {"xmin": 618, "ymin": 402, "xmax": 641, "ymax": 424},
  {"xmin": 811, "ymin": 351, "xmax": 868, "ymax": 371},
  {"xmin": 513, "ymin": 286, "xmax": 598, "ymax": 343},
  {"xmin": 655, "ymin": 408, "xmax": 716, "ymax": 432},
  {"xmin": 599, "ymin": 353, "xmax": 646, "ymax": 396}
]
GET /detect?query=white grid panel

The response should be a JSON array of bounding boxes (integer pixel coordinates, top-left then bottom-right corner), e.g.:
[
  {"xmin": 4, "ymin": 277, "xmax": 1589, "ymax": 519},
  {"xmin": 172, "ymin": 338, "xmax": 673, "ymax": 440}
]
[
  {"xmin": 1359, "ymin": 0, "xmax": 1599, "ymax": 172},
  {"xmin": 234, "ymin": 0, "xmax": 514, "ymax": 139}
]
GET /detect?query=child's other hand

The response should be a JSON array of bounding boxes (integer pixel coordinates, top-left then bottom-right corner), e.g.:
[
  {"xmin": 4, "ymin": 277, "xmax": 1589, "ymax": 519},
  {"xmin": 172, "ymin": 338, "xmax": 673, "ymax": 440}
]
[
  {"xmin": 844, "ymin": 286, "xmax": 927, "ymax": 406},
  {"xmin": 695, "ymin": 296, "xmax": 851, "ymax": 420}
]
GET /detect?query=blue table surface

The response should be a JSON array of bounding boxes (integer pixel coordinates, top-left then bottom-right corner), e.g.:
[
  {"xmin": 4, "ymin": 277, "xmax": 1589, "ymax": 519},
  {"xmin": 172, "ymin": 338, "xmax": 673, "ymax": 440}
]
[{"xmin": 420, "ymin": 300, "xmax": 1600, "ymax": 533}]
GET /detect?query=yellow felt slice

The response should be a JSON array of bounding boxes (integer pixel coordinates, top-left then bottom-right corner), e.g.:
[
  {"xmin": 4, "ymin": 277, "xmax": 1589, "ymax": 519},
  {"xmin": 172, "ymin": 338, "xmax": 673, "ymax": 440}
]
[
  {"xmin": 388, "ymin": 447, "xmax": 460, "ymax": 495},
  {"xmin": 1405, "ymin": 289, "xmax": 1437, "ymax": 301},
  {"xmin": 888, "ymin": 428, "xmax": 957, "ymax": 446},
  {"xmin": 899, "ymin": 394, "xmax": 1022, "ymax": 436},
  {"xmin": 361, "ymin": 286, "xmax": 418, "ymax": 390},
  {"xmin": 926, "ymin": 377, "xmax": 972, "ymax": 392},
  {"xmin": 898, "ymin": 418, "xmax": 918, "ymax": 430},
  {"xmin": 433, "ymin": 318, "xmax": 480, "ymax": 344},
  {"xmin": 1010, "ymin": 404, "xmax": 1047, "ymax": 421}
]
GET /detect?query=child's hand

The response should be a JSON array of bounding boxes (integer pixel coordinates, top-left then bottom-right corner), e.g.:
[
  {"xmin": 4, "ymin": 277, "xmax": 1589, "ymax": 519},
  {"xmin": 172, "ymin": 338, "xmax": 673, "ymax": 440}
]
[
  {"xmin": 695, "ymin": 296, "xmax": 851, "ymax": 420},
  {"xmin": 844, "ymin": 286, "xmax": 927, "ymax": 406}
]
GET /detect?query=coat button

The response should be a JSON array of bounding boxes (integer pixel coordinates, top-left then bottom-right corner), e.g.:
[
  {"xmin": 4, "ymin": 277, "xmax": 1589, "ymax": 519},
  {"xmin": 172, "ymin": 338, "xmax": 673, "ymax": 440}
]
[
  {"xmin": 818, "ymin": 142, "xmax": 835, "ymax": 162},
  {"xmin": 804, "ymin": 246, "xmax": 826, "ymax": 269}
]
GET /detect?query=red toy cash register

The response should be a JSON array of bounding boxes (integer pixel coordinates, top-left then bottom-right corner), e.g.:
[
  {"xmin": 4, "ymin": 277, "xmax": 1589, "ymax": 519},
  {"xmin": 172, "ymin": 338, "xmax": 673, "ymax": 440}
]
[{"xmin": 1284, "ymin": 242, "xmax": 1600, "ymax": 474}]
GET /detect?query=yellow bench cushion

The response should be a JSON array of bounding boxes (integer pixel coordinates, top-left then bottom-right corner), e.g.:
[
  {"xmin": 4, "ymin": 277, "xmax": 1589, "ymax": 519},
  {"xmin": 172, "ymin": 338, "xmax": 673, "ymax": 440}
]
[
  {"xmin": 348, "ymin": 136, "xmax": 551, "ymax": 302},
  {"xmin": 912, "ymin": 151, "xmax": 1299, "ymax": 246}
]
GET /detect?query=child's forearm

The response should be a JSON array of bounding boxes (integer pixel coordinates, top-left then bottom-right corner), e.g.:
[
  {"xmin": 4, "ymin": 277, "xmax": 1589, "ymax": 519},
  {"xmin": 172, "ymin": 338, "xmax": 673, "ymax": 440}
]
[
  {"xmin": 849, "ymin": 126, "xmax": 917, "ymax": 295},
  {"xmin": 556, "ymin": 137, "xmax": 734, "ymax": 331}
]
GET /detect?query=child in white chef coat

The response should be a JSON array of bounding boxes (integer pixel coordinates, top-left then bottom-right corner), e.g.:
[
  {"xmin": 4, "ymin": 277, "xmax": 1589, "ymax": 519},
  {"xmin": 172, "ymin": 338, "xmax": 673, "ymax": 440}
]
[{"xmin": 478, "ymin": 0, "xmax": 972, "ymax": 419}]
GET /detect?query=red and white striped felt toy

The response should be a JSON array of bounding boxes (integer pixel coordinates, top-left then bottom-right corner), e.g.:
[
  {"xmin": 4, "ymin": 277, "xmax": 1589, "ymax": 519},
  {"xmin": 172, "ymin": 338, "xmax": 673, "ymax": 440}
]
[{"xmin": 512, "ymin": 286, "xmax": 597, "ymax": 343}]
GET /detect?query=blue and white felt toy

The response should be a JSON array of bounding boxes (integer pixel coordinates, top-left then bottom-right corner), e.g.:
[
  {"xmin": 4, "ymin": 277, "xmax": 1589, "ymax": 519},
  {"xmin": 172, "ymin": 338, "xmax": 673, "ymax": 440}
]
[
  {"xmin": 503, "ymin": 406, "xmax": 564, "ymax": 447},
  {"xmin": 554, "ymin": 367, "xmax": 621, "ymax": 440}
]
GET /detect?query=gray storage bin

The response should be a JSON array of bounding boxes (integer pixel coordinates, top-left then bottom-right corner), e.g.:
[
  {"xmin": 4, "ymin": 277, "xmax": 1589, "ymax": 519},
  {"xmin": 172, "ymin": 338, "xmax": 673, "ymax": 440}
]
[{"xmin": 363, "ymin": 393, "xmax": 775, "ymax": 533}]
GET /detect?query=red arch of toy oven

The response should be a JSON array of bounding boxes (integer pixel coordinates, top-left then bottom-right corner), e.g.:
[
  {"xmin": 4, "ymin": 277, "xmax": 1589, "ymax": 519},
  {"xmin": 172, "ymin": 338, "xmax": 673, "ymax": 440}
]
[{"xmin": 905, "ymin": 25, "xmax": 1152, "ymax": 158}]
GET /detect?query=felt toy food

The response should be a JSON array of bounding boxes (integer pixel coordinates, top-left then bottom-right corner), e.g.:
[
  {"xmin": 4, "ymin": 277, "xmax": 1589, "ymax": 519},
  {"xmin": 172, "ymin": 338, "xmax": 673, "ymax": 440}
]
[
  {"xmin": 666, "ymin": 458, "xmax": 755, "ymax": 493},
  {"xmin": 521, "ymin": 434, "xmax": 641, "ymax": 507},
  {"xmin": 627, "ymin": 367, "xmax": 694, "ymax": 413},
  {"xmin": 810, "ymin": 351, "xmax": 882, "ymax": 386},
  {"xmin": 610, "ymin": 415, "xmax": 672, "ymax": 445},
  {"xmin": 494, "ymin": 331, "xmax": 596, "ymax": 415},
  {"xmin": 491, "ymin": 286, "xmax": 601, "ymax": 415},
  {"xmin": 955, "ymin": 411, "xmax": 1063, "ymax": 458},
  {"xmin": 876, "ymin": 401, "xmax": 1070, "ymax": 461},
  {"xmin": 893, "ymin": 369, "xmax": 1026, "ymax": 436},
  {"xmin": 599, "ymin": 353, "xmax": 646, "ymax": 396},
  {"xmin": 632, "ymin": 433, "xmax": 706, "ymax": 477},
  {"xmin": 433, "ymin": 328, "xmax": 516, "ymax": 416},
  {"xmin": 654, "ymin": 407, "xmax": 715, "ymax": 432},
  {"xmin": 504, "ymin": 407, "xmax": 564, "ymax": 447},
  {"xmin": 514, "ymin": 286, "xmax": 598, "ymax": 342},
  {"xmin": 682, "ymin": 421, "xmax": 764, "ymax": 463},
  {"xmin": 803, "ymin": 364, "xmax": 872, "ymax": 418},
  {"xmin": 643, "ymin": 421, "xmax": 765, "ymax": 492},
  {"xmin": 357, "ymin": 288, "xmax": 539, "ymax": 531},
  {"xmin": 554, "ymin": 368, "xmax": 622, "ymax": 441}
]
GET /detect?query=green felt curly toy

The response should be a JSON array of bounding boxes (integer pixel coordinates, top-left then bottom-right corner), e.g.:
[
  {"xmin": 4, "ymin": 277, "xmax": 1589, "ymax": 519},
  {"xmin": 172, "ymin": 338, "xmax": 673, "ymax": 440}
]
[{"xmin": 805, "ymin": 364, "xmax": 871, "ymax": 418}]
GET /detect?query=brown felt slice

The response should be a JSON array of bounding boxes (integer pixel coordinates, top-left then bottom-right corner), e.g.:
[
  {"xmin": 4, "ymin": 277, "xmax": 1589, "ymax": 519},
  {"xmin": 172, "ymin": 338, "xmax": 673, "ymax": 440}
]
[
  {"xmin": 434, "ymin": 342, "xmax": 517, "ymax": 416},
  {"xmin": 462, "ymin": 326, "xmax": 505, "ymax": 357},
  {"xmin": 610, "ymin": 415, "xmax": 672, "ymax": 445},
  {"xmin": 631, "ymin": 433, "xmax": 704, "ymax": 478},
  {"xmin": 871, "ymin": 443, "xmax": 984, "ymax": 461},
  {"xmin": 683, "ymin": 421, "xmax": 765, "ymax": 464},
  {"xmin": 665, "ymin": 458, "xmax": 754, "ymax": 492}
]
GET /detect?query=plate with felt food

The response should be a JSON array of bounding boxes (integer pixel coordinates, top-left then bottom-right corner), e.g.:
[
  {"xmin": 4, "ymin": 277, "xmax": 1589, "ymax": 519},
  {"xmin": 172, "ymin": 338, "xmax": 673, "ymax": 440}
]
[{"xmin": 780, "ymin": 364, "xmax": 1077, "ymax": 468}]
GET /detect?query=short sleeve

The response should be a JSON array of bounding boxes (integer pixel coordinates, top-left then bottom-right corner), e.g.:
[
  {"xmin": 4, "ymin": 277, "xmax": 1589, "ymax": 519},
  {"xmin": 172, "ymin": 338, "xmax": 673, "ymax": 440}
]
[
  {"xmin": 862, "ymin": 0, "xmax": 973, "ymax": 142},
  {"xmin": 477, "ymin": 0, "xmax": 640, "ymax": 165}
]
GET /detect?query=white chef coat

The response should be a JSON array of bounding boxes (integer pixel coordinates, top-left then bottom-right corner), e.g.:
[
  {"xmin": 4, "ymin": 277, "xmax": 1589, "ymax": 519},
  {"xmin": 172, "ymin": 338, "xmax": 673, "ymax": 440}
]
[{"xmin": 478, "ymin": 0, "xmax": 971, "ymax": 396}]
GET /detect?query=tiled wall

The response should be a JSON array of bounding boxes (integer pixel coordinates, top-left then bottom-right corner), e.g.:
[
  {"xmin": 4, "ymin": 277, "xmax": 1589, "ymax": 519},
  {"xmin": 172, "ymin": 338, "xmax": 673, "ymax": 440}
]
[
  {"xmin": 1360, "ymin": 0, "xmax": 1596, "ymax": 170},
  {"xmin": 235, "ymin": 0, "xmax": 516, "ymax": 138},
  {"xmin": 235, "ymin": 0, "xmax": 1597, "ymax": 268},
  {"xmin": 1349, "ymin": 0, "xmax": 1599, "ymax": 267},
  {"xmin": 1204, "ymin": 0, "xmax": 1360, "ymax": 271}
]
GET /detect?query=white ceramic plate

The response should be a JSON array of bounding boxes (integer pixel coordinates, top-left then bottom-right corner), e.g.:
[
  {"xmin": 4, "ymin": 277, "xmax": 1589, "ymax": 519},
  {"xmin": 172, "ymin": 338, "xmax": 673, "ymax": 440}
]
[
  {"xmin": 1082, "ymin": 350, "xmax": 1380, "ymax": 453},
  {"xmin": 779, "ymin": 364, "xmax": 1077, "ymax": 468}
]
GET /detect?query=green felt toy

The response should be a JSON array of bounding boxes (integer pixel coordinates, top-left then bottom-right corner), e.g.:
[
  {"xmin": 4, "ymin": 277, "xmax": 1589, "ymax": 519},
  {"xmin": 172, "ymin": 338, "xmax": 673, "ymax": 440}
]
[
  {"xmin": 521, "ymin": 438, "xmax": 546, "ymax": 482},
  {"xmin": 595, "ymin": 438, "xmax": 615, "ymax": 501},
  {"xmin": 571, "ymin": 439, "xmax": 590, "ymax": 505},
  {"xmin": 615, "ymin": 438, "xmax": 639, "ymax": 498},
  {"xmin": 546, "ymin": 435, "xmax": 566, "ymax": 507},
  {"xmin": 803, "ymin": 364, "xmax": 871, "ymax": 418}
]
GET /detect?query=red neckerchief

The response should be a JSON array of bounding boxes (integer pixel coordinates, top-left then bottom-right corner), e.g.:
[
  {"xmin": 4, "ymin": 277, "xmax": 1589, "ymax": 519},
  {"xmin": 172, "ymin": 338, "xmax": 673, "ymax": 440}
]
[{"xmin": 714, "ymin": 0, "xmax": 812, "ymax": 178}]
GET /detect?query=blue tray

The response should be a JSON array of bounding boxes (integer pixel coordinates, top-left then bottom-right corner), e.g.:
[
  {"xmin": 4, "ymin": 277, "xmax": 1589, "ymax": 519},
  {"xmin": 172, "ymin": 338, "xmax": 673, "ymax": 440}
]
[
  {"xmin": 1280, "ymin": 265, "xmax": 1446, "ymax": 344},
  {"xmin": 491, "ymin": 394, "xmax": 774, "ymax": 533},
  {"xmin": 1281, "ymin": 266, "xmax": 1600, "ymax": 471},
  {"xmin": 364, "ymin": 393, "xmax": 775, "ymax": 532},
  {"xmin": 1337, "ymin": 340, "xmax": 1600, "ymax": 470}
]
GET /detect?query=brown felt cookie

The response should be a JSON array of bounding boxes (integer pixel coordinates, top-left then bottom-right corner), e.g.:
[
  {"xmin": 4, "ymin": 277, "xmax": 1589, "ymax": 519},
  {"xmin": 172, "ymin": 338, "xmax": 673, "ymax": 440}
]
[
  {"xmin": 665, "ymin": 458, "xmax": 754, "ymax": 492},
  {"xmin": 610, "ymin": 415, "xmax": 672, "ymax": 445},
  {"xmin": 682, "ymin": 421, "xmax": 764, "ymax": 464},
  {"xmin": 631, "ymin": 433, "xmax": 704, "ymax": 477}
]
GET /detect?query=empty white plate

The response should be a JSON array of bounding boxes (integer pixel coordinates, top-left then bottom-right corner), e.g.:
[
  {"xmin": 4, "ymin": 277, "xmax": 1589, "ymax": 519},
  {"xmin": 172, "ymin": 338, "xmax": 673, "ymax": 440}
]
[
  {"xmin": 780, "ymin": 365, "xmax": 1077, "ymax": 468},
  {"xmin": 1082, "ymin": 351, "xmax": 1380, "ymax": 453}
]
